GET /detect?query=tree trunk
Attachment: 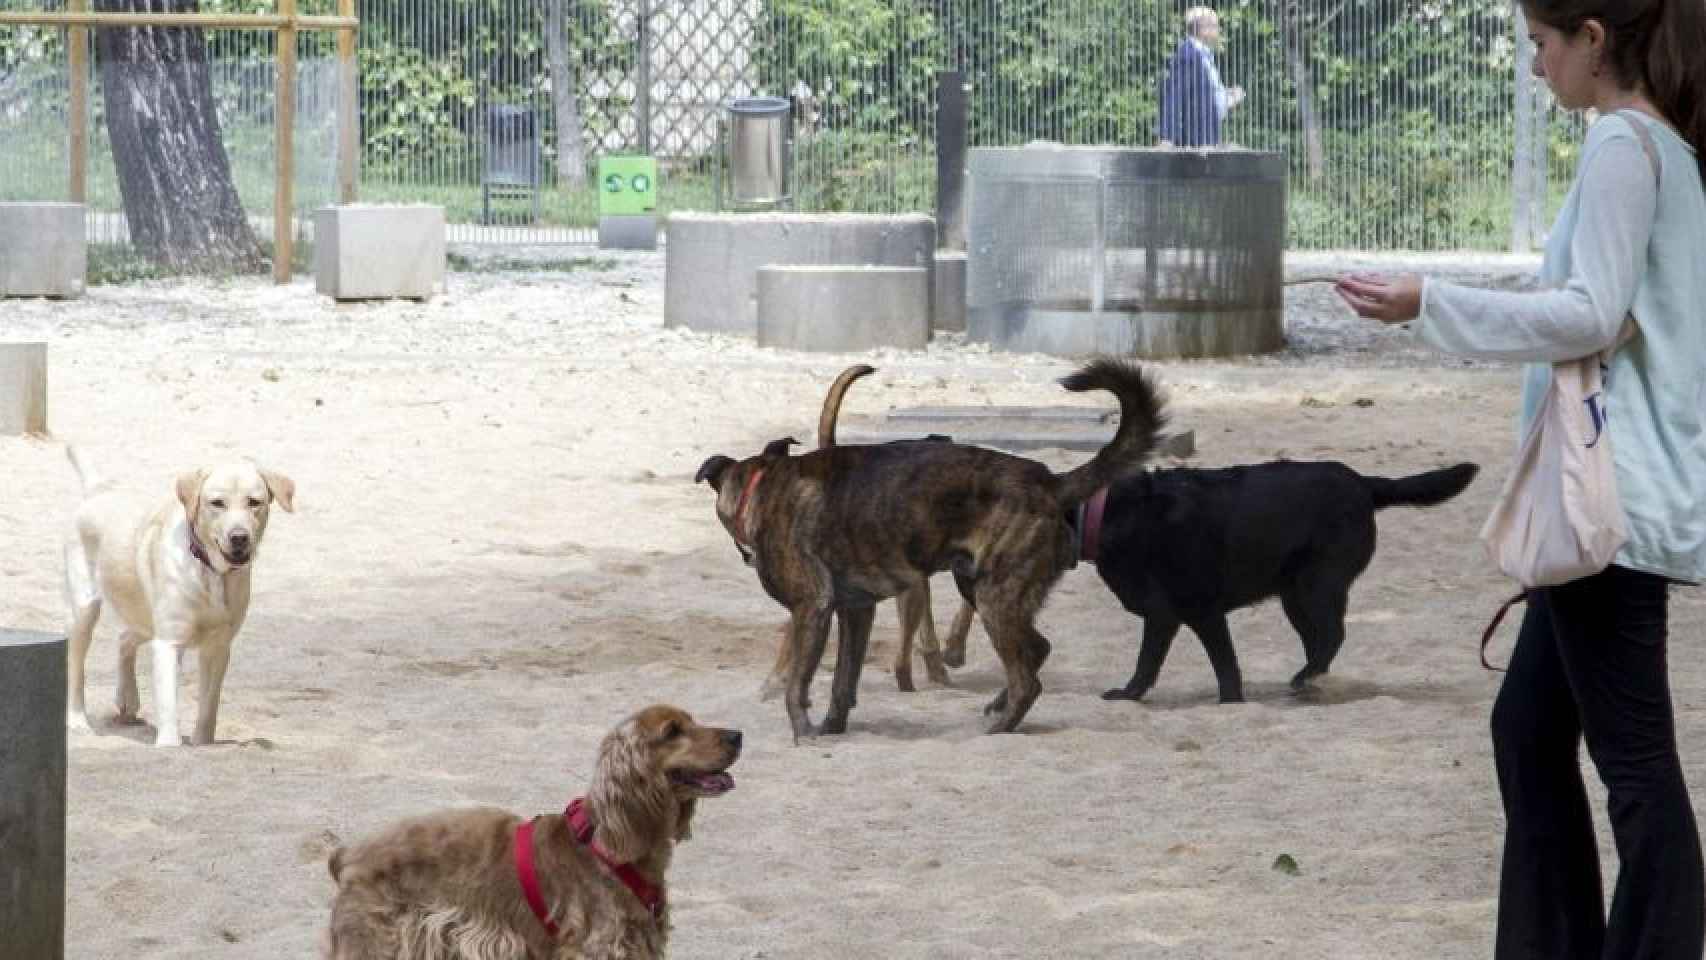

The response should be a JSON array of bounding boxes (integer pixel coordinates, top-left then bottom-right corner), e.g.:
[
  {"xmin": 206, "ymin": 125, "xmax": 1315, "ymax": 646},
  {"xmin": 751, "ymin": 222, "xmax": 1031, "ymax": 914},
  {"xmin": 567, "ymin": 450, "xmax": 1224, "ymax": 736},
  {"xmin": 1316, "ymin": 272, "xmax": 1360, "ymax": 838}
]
[
  {"xmin": 546, "ymin": 0, "xmax": 587, "ymax": 188},
  {"xmin": 94, "ymin": 0, "xmax": 264, "ymax": 273},
  {"xmin": 1279, "ymin": 2, "xmax": 1325, "ymax": 182}
]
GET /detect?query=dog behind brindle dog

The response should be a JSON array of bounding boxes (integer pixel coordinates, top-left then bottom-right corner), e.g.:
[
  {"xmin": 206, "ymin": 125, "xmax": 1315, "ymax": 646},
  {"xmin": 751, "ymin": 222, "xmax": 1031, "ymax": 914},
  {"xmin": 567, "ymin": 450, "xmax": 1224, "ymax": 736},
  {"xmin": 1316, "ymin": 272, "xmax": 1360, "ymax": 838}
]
[
  {"xmin": 697, "ymin": 359, "xmax": 1166, "ymax": 739},
  {"xmin": 1090, "ymin": 459, "xmax": 1478, "ymax": 703}
]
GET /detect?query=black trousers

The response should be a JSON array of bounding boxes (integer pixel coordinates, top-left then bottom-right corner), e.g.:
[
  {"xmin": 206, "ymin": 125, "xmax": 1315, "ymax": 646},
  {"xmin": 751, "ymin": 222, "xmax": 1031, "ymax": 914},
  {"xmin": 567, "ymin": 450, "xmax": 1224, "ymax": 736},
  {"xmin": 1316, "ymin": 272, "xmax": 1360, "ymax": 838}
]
[{"xmin": 1492, "ymin": 565, "xmax": 1705, "ymax": 959}]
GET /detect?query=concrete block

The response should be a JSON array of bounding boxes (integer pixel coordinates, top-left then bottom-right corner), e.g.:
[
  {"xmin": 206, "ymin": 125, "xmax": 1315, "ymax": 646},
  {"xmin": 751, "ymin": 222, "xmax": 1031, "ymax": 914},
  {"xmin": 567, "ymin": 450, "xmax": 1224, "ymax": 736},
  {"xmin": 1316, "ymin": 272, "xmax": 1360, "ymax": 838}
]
[
  {"xmin": 314, "ymin": 204, "xmax": 445, "ymax": 301},
  {"xmin": 0, "ymin": 203, "xmax": 85, "ymax": 299},
  {"xmin": 0, "ymin": 342, "xmax": 47, "ymax": 435},
  {"xmin": 665, "ymin": 212, "xmax": 935, "ymax": 336},
  {"xmin": 757, "ymin": 265, "xmax": 930, "ymax": 353},
  {"xmin": 933, "ymin": 249, "xmax": 966, "ymax": 332},
  {"xmin": 598, "ymin": 215, "xmax": 659, "ymax": 250},
  {"xmin": 0, "ymin": 629, "xmax": 66, "ymax": 960}
]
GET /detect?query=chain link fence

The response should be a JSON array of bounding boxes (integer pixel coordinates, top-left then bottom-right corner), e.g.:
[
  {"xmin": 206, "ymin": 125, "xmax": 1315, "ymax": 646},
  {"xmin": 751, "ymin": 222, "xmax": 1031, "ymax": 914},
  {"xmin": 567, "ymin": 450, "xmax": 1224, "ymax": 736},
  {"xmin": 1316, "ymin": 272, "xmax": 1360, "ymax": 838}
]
[{"xmin": 1, "ymin": 0, "xmax": 1573, "ymax": 252}]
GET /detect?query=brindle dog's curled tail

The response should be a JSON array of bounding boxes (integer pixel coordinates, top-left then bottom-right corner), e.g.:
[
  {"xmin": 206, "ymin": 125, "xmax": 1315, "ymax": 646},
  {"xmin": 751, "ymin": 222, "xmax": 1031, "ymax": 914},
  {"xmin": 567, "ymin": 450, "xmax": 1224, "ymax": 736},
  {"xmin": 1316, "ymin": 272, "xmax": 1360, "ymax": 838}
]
[
  {"xmin": 817, "ymin": 364, "xmax": 876, "ymax": 448},
  {"xmin": 1053, "ymin": 358, "xmax": 1168, "ymax": 506}
]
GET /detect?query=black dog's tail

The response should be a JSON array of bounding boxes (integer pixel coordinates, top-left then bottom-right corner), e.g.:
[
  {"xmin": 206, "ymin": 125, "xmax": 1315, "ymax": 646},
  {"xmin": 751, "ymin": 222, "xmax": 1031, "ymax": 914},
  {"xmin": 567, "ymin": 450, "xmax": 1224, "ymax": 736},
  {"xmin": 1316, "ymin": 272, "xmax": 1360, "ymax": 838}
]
[
  {"xmin": 817, "ymin": 364, "xmax": 876, "ymax": 448},
  {"xmin": 1053, "ymin": 358, "xmax": 1168, "ymax": 506},
  {"xmin": 1364, "ymin": 462, "xmax": 1479, "ymax": 509}
]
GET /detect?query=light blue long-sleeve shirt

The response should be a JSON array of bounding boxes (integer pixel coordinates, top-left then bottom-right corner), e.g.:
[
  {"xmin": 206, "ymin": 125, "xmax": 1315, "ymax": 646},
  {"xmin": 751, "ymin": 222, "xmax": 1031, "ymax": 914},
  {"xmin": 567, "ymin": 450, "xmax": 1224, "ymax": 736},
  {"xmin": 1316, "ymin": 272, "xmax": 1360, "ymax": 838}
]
[{"xmin": 1416, "ymin": 111, "xmax": 1706, "ymax": 583}]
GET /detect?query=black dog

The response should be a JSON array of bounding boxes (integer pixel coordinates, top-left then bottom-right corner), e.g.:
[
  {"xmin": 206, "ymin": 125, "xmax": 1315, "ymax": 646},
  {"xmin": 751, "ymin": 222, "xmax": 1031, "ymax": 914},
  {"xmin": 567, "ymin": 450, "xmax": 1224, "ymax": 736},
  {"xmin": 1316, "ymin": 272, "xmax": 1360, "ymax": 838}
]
[{"xmin": 1087, "ymin": 460, "xmax": 1478, "ymax": 703}]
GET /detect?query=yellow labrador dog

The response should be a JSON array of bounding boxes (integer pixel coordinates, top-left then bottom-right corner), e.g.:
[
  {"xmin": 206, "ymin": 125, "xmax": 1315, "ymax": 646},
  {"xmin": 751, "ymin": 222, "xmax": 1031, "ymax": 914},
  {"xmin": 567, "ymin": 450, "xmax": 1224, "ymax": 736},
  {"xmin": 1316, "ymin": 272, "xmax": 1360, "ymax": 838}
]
[{"xmin": 62, "ymin": 446, "xmax": 295, "ymax": 747}]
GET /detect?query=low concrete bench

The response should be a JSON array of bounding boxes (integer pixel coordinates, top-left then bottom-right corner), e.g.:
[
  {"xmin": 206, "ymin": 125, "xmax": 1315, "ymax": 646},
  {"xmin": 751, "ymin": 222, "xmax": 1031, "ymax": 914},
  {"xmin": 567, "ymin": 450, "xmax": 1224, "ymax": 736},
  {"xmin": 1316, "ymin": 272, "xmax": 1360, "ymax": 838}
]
[
  {"xmin": 1, "ymin": 629, "xmax": 66, "ymax": 959},
  {"xmin": 665, "ymin": 212, "xmax": 935, "ymax": 336},
  {"xmin": 756, "ymin": 265, "xmax": 930, "ymax": 352},
  {"xmin": 0, "ymin": 342, "xmax": 47, "ymax": 435},
  {"xmin": 0, "ymin": 203, "xmax": 85, "ymax": 300},
  {"xmin": 314, "ymin": 204, "xmax": 445, "ymax": 301}
]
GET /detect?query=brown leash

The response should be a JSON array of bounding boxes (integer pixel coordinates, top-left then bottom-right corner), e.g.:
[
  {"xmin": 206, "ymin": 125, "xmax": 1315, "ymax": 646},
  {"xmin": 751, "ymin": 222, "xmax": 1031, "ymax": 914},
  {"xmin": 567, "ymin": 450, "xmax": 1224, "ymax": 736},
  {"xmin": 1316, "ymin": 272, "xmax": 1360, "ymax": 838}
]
[{"xmin": 1479, "ymin": 592, "xmax": 1528, "ymax": 672}]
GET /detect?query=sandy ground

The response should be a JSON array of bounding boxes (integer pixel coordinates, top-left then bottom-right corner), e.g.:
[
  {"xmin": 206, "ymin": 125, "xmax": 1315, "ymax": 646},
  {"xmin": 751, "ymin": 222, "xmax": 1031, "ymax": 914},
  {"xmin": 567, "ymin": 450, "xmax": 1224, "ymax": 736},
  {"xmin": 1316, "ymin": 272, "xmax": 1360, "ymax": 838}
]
[{"xmin": 6, "ymin": 249, "xmax": 1706, "ymax": 959}]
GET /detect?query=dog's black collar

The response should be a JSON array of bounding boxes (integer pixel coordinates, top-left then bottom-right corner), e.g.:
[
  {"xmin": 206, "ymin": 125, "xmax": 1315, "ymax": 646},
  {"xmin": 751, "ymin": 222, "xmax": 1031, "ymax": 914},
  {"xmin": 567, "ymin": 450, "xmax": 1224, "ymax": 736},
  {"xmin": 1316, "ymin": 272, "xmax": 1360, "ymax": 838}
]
[{"xmin": 187, "ymin": 530, "xmax": 220, "ymax": 572}]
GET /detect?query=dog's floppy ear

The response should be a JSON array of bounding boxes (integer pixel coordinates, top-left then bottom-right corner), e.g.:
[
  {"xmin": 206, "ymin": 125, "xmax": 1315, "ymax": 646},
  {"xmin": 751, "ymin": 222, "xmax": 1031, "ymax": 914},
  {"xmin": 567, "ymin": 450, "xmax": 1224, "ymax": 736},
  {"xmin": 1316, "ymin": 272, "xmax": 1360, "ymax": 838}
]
[
  {"xmin": 258, "ymin": 467, "xmax": 296, "ymax": 513},
  {"xmin": 175, "ymin": 469, "xmax": 208, "ymax": 517},
  {"xmin": 761, "ymin": 437, "xmax": 798, "ymax": 458},
  {"xmin": 589, "ymin": 718, "xmax": 675, "ymax": 863},
  {"xmin": 695, "ymin": 455, "xmax": 735, "ymax": 491}
]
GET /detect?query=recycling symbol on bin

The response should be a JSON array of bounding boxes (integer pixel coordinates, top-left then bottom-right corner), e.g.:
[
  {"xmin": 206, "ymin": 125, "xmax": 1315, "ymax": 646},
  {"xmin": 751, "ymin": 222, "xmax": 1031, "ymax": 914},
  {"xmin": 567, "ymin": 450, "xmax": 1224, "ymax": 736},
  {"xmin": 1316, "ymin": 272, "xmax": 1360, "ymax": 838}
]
[{"xmin": 603, "ymin": 173, "xmax": 652, "ymax": 193}]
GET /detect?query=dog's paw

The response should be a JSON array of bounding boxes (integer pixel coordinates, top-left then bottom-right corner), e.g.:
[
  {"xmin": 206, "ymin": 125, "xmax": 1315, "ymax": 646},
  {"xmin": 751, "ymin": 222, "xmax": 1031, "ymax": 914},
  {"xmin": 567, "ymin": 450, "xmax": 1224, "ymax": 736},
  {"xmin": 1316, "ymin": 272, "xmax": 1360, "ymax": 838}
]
[
  {"xmin": 819, "ymin": 716, "xmax": 848, "ymax": 736},
  {"xmin": 893, "ymin": 667, "xmax": 916, "ymax": 693},
  {"xmin": 1100, "ymin": 687, "xmax": 1146, "ymax": 702}
]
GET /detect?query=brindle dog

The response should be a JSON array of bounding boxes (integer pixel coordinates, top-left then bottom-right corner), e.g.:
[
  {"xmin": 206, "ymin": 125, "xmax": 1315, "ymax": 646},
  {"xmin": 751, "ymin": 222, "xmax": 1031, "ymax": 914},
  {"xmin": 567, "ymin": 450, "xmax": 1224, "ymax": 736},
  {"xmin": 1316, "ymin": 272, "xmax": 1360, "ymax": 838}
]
[
  {"xmin": 696, "ymin": 359, "xmax": 1166, "ymax": 739},
  {"xmin": 754, "ymin": 365, "xmax": 968, "ymax": 701}
]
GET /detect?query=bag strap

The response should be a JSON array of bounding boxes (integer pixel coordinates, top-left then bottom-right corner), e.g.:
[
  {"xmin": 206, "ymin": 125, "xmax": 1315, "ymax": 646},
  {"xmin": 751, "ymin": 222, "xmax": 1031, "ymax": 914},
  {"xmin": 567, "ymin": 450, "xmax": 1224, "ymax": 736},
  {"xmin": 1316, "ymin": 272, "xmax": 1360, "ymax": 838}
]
[
  {"xmin": 1479, "ymin": 591, "xmax": 1528, "ymax": 672},
  {"xmin": 1597, "ymin": 110, "xmax": 1662, "ymax": 360},
  {"xmin": 1616, "ymin": 109, "xmax": 1662, "ymax": 189}
]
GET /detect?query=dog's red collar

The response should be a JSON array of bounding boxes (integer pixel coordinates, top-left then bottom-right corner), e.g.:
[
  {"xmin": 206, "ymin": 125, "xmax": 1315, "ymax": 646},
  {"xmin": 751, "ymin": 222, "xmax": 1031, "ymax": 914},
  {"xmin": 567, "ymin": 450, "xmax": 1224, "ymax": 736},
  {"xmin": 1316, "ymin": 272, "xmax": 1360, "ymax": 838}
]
[
  {"xmin": 732, "ymin": 468, "xmax": 765, "ymax": 547},
  {"xmin": 514, "ymin": 797, "xmax": 664, "ymax": 937},
  {"xmin": 1078, "ymin": 486, "xmax": 1110, "ymax": 564}
]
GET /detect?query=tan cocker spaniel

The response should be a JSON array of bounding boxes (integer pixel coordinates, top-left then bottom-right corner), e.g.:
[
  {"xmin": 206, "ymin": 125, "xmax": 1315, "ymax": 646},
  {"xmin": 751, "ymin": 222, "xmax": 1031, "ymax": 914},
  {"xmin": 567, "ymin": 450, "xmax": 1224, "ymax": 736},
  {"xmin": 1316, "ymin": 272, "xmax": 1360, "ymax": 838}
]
[{"xmin": 324, "ymin": 705, "xmax": 741, "ymax": 959}]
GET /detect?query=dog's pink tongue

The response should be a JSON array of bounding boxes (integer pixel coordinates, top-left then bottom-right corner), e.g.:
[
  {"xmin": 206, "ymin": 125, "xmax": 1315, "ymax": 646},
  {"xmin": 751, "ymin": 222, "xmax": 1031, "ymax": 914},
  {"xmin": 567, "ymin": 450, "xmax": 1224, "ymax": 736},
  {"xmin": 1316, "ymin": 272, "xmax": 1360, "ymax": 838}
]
[{"xmin": 699, "ymin": 772, "xmax": 735, "ymax": 794}]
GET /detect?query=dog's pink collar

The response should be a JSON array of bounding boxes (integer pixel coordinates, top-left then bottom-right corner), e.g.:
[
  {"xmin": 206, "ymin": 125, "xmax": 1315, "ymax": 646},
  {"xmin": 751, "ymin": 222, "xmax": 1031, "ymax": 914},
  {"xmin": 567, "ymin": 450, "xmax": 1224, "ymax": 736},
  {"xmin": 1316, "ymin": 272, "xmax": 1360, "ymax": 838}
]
[
  {"xmin": 514, "ymin": 817, "xmax": 561, "ymax": 937},
  {"xmin": 732, "ymin": 468, "xmax": 765, "ymax": 547},
  {"xmin": 1079, "ymin": 486, "xmax": 1110, "ymax": 564},
  {"xmin": 514, "ymin": 797, "xmax": 664, "ymax": 938},
  {"xmin": 566, "ymin": 797, "xmax": 663, "ymax": 919}
]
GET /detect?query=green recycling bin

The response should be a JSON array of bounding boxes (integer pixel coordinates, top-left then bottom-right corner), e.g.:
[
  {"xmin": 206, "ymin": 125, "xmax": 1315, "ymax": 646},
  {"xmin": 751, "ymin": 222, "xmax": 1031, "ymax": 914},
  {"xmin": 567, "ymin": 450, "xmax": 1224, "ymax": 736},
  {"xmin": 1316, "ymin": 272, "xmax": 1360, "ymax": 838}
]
[{"xmin": 598, "ymin": 156, "xmax": 658, "ymax": 216}]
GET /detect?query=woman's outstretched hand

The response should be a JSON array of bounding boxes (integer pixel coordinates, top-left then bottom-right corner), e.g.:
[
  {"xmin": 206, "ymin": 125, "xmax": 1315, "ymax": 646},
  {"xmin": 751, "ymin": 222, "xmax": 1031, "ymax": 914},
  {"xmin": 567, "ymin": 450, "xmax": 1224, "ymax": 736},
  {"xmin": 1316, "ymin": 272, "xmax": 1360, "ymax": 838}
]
[{"xmin": 1335, "ymin": 273, "xmax": 1423, "ymax": 324}]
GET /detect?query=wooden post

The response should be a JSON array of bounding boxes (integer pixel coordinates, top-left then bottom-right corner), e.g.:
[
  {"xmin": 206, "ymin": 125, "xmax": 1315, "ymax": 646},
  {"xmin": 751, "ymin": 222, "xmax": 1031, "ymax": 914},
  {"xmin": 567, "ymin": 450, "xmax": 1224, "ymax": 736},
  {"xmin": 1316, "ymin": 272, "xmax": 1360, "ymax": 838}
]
[
  {"xmin": 336, "ymin": 0, "xmax": 357, "ymax": 204},
  {"xmin": 67, "ymin": 0, "xmax": 88, "ymax": 204},
  {"xmin": 0, "ymin": 343, "xmax": 48, "ymax": 435},
  {"xmin": 274, "ymin": 0, "xmax": 297, "ymax": 283}
]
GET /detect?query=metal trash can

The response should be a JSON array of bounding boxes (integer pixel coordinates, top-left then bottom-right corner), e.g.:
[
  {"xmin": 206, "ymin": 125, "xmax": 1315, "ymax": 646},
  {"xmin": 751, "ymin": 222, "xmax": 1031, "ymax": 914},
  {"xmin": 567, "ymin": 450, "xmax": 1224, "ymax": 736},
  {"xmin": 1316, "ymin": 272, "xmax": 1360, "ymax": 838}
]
[
  {"xmin": 482, "ymin": 103, "xmax": 541, "ymax": 224},
  {"xmin": 724, "ymin": 96, "xmax": 791, "ymax": 208}
]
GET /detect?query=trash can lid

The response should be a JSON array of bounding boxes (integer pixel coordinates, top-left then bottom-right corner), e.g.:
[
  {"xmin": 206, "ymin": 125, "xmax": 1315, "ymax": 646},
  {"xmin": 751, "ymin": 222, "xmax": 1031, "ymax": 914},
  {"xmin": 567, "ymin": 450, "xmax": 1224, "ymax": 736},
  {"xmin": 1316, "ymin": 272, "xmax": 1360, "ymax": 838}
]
[{"xmin": 728, "ymin": 96, "xmax": 791, "ymax": 116}]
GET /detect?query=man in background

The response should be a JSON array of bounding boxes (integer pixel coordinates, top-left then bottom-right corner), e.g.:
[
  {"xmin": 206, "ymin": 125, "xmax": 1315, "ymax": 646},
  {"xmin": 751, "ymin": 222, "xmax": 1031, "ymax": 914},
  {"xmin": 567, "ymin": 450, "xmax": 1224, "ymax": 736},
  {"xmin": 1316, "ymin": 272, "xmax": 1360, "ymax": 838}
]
[{"xmin": 1158, "ymin": 6, "xmax": 1244, "ymax": 147}]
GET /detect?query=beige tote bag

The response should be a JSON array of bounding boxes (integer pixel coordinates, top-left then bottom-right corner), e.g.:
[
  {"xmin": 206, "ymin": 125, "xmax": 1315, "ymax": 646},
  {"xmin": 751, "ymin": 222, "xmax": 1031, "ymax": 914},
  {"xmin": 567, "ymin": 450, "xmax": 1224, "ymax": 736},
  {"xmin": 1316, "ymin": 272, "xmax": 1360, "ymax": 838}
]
[{"xmin": 1478, "ymin": 111, "xmax": 1660, "ymax": 588}]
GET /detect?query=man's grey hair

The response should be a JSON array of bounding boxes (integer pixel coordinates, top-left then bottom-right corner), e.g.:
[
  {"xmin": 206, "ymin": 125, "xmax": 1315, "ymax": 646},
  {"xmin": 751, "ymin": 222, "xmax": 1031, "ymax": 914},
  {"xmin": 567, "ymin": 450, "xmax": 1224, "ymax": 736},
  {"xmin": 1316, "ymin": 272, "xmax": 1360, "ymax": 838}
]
[{"xmin": 1184, "ymin": 6, "xmax": 1218, "ymax": 36}]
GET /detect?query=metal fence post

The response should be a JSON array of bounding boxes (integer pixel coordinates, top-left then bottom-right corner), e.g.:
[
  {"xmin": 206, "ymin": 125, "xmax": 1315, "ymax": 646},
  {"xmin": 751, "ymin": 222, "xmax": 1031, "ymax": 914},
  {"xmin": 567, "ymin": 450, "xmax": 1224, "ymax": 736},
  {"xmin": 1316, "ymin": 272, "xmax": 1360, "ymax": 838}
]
[
  {"xmin": 935, "ymin": 70, "xmax": 968, "ymax": 251},
  {"xmin": 1510, "ymin": 5, "xmax": 1536, "ymax": 253},
  {"xmin": 636, "ymin": 0, "xmax": 652, "ymax": 156}
]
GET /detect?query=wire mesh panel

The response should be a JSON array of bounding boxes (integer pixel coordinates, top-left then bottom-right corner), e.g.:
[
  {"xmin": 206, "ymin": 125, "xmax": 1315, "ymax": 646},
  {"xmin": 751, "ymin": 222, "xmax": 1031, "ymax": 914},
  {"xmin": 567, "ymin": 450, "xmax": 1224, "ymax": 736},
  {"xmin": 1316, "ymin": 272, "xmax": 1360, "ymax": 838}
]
[
  {"xmin": 2, "ymin": 0, "xmax": 1593, "ymax": 253},
  {"xmin": 967, "ymin": 145, "xmax": 1285, "ymax": 359}
]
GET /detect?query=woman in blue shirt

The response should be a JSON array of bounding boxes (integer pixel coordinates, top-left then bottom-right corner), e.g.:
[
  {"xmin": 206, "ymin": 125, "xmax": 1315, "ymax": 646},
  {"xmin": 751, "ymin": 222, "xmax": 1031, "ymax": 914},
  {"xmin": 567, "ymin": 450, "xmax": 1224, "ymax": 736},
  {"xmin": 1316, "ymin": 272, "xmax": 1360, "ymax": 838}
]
[{"xmin": 1339, "ymin": 2, "xmax": 1706, "ymax": 956}]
